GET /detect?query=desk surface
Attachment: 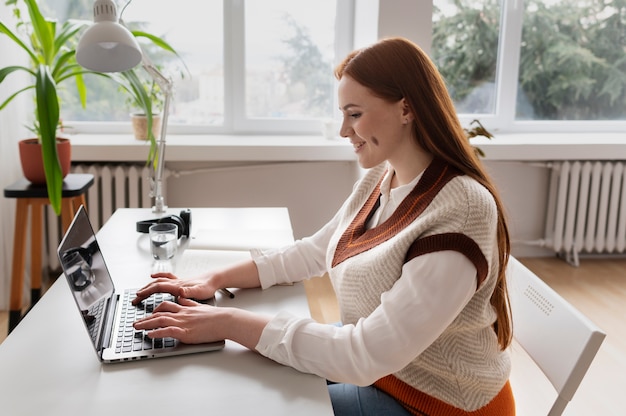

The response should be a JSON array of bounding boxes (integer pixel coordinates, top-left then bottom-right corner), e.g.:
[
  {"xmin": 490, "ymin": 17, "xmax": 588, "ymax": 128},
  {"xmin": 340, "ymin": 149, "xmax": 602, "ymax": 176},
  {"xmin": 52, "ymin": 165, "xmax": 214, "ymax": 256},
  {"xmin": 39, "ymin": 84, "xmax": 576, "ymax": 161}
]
[{"xmin": 0, "ymin": 208, "xmax": 333, "ymax": 415}]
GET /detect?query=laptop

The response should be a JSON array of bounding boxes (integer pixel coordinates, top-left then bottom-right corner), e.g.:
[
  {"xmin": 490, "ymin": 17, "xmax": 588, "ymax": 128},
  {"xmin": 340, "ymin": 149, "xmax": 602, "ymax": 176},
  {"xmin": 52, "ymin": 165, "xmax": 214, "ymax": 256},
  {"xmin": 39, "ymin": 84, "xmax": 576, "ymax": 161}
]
[{"xmin": 57, "ymin": 205, "xmax": 225, "ymax": 363}]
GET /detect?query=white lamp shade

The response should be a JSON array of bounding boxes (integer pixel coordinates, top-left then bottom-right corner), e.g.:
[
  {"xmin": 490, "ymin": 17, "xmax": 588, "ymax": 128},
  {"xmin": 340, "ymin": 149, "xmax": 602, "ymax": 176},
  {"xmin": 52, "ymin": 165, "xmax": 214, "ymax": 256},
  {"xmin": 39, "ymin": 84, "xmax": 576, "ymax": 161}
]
[{"xmin": 76, "ymin": 21, "xmax": 142, "ymax": 72}]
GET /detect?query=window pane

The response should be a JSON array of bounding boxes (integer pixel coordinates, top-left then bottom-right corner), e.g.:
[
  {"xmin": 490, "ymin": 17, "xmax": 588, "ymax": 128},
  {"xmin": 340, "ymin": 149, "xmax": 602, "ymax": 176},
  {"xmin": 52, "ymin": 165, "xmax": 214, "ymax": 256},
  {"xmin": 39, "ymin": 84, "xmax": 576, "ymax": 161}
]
[
  {"xmin": 432, "ymin": 0, "xmax": 502, "ymax": 115},
  {"xmin": 244, "ymin": 0, "xmax": 336, "ymax": 119},
  {"xmin": 57, "ymin": 0, "xmax": 223, "ymax": 126},
  {"xmin": 517, "ymin": 0, "xmax": 626, "ymax": 120}
]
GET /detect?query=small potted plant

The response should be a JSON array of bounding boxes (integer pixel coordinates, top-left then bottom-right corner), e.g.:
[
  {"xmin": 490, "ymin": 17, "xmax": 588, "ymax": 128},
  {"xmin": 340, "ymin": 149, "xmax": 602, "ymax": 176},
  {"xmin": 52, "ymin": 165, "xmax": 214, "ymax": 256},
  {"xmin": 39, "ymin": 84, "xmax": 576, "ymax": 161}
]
[
  {"xmin": 0, "ymin": 0, "xmax": 105, "ymax": 214},
  {"xmin": 110, "ymin": 31, "xmax": 183, "ymax": 167},
  {"xmin": 125, "ymin": 73, "xmax": 164, "ymax": 142}
]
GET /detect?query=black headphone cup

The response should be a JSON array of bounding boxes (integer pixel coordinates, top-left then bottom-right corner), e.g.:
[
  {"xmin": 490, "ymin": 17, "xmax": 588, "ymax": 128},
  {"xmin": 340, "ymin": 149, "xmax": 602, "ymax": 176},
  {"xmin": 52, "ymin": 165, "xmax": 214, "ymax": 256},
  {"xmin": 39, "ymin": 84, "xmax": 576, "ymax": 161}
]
[
  {"xmin": 157, "ymin": 216, "xmax": 185, "ymax": 238},
  {"xmin": 179, "ymin": 209, "xmax": 192, "ymax": 236},
  {"xmin": 136, "ymin": 209, "xmax": 192, "ymax": 238}
]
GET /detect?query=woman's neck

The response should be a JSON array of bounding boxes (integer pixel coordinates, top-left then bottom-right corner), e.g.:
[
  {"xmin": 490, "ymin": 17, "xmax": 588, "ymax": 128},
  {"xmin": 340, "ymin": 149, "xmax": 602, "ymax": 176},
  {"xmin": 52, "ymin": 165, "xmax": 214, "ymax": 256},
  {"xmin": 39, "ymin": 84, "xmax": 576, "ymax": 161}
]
[{"xmin": 389, "ymin": 150, "xmax": 433, "ymax": 188}]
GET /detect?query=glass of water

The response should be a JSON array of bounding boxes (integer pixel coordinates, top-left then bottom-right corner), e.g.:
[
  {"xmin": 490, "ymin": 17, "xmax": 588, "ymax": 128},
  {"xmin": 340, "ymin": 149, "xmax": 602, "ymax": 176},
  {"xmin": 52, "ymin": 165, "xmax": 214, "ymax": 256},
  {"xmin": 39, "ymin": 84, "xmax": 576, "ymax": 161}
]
[{"xmin": 149, "ymin": 223, "xmax": 178, "ymax": 260}]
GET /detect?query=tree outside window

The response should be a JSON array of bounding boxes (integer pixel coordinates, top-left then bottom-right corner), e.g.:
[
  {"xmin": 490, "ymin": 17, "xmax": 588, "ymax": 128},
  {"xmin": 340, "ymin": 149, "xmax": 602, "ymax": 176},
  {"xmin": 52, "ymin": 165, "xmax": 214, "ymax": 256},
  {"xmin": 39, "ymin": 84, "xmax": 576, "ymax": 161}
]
[{"xmin": 432, "ymin": 0, "xmax": 626, "ymax": 122}]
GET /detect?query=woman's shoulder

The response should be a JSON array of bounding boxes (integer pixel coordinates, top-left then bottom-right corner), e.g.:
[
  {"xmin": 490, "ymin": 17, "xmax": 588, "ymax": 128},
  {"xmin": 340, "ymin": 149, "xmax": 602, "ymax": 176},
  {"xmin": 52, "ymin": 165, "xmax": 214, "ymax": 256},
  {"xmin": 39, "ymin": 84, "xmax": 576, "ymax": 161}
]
[{"xmin": 442, "ymin": 174, "xmax": 497, "ymax": 217}]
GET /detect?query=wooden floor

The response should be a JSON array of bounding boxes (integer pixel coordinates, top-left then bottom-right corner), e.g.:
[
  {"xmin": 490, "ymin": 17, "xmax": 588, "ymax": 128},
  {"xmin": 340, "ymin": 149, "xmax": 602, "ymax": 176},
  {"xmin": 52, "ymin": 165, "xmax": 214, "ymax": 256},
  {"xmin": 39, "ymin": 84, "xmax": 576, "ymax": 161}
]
[{"xmin": 2, "ymin": 257, "xmax": 625, "ymax": 414}]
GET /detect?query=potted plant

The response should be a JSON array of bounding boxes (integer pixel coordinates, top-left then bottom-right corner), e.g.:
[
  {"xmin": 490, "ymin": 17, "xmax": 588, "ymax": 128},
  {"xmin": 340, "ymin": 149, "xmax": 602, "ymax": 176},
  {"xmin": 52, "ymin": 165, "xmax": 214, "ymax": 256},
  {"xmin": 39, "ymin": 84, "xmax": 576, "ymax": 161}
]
[
  {"xmin": 0, "ymin": 1, "xmax": 182, "ymax": 213},
  {"xmin": 126, "ymin": 73, "xmax": 163, "ymax": 141},
  {"xmin": 0, "ymin": 0, "xmax": 100, "ymax": 215},
  {"xmin": 111, "ymin": 31, "xmax": 183, "ymax": 167}
]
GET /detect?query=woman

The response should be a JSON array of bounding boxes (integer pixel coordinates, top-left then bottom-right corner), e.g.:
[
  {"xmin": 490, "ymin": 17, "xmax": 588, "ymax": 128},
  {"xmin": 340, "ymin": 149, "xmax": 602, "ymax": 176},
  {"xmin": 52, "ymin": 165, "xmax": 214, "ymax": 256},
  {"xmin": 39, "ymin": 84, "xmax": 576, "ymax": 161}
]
[{"xmin": 133, "ymin": 37, "xmax": 515, "ymax": 415}]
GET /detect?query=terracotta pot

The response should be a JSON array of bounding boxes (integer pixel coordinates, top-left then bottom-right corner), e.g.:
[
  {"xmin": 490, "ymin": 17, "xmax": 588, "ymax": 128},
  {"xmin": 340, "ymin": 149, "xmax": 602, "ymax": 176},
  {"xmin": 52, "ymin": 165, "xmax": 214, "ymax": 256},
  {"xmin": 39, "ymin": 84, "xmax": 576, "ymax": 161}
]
[
  {"xmin": 18, "ymin": 137, "xmax": 71, "ymax": 184},
  {"xmin": 131, "ymin": 113, "xmax": 161, "ymax": 141}
]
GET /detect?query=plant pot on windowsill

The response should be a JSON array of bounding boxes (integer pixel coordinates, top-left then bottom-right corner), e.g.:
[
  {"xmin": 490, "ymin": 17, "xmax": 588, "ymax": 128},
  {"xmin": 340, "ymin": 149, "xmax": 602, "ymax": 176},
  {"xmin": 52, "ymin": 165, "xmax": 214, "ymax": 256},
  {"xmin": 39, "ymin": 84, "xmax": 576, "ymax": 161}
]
[
  {"xmin": 131, "ymin": 113, "xmax": 162, "ymax": 141},
  {"xmin": 18, "ymin": 138, "xmax": 72, "ymax": 184}
]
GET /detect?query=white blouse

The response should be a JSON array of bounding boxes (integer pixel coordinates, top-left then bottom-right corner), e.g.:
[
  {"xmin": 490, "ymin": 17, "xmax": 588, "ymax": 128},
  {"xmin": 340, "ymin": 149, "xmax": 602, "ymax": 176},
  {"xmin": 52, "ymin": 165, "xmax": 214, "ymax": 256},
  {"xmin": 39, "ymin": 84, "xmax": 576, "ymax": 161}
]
[{"xmin": 254, "ymin": 169, "xmax": 477, "ymax": 386}]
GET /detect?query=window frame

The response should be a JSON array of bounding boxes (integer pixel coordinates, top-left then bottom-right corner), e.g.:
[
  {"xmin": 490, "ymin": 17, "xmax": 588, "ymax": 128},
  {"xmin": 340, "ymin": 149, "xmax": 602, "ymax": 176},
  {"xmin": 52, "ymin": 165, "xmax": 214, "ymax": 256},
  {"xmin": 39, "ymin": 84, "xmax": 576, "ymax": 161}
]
[
  {"xmin": 69, "ymin": 0, "xmax": 625, "ymax": 137},
  {"xmin": 69, "ymin": 0, "xmax": 354, "ymax": 136},
  {"xmin": 226, "ymin": 0, "xmax": 354, "ymax": 134},
  {"xmin": 454, "ymin": 0, "xmax": 625, "ymax": 134}
]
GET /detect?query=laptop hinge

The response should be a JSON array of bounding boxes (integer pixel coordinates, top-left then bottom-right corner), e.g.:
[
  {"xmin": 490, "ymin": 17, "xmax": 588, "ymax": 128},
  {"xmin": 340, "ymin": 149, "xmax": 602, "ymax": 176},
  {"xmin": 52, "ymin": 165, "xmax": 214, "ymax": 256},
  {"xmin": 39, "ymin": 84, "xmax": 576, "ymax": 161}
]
[{"xmin": 99, "ymin": 294, "xmax": 119, "ymax": 354}]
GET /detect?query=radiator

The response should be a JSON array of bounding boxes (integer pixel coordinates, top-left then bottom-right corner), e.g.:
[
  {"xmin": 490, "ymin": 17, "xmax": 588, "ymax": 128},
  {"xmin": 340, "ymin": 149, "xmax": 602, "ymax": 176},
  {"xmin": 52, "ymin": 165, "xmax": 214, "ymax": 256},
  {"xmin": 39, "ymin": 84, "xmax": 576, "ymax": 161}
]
[
  {"xmin": 45, "ymin": 163, "xmax": 166, "ymax": 271},
  {"xmin": 544, "ymin": 160, "xmax": 626, "ymax": 266}
]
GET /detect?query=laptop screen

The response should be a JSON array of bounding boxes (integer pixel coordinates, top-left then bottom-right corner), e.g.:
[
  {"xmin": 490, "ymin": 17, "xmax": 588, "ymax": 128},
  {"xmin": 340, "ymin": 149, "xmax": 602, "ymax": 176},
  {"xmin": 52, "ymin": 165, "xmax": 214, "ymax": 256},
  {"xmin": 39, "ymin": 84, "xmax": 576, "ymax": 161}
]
[{"xmin": 58, "ymin": 206, "xmax": 114, "ymax": 351}]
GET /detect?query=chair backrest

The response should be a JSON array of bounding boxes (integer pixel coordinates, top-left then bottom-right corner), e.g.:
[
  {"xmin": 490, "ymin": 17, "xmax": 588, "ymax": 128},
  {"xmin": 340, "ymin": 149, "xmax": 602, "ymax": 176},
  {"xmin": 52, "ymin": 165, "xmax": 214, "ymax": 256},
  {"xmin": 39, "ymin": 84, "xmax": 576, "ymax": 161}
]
[{"xmin": 506, "ymin": 257, "xmax": 606, "ymax": 416}]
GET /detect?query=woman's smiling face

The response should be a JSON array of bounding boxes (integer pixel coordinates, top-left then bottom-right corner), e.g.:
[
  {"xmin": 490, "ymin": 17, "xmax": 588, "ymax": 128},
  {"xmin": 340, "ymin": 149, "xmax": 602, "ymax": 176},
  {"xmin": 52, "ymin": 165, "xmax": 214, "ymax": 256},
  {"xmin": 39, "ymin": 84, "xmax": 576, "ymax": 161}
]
[{"xmin": 337, "ymin": 75, "xmax": 411, "ymax": 170}]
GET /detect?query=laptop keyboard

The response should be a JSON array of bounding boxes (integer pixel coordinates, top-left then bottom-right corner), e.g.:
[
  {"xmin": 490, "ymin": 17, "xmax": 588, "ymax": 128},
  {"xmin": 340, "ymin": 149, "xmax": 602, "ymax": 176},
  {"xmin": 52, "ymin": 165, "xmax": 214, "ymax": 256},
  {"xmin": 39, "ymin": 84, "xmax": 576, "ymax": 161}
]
[{"xmin": 116, "ymin": 289, "xmax": 178, "ymax": 354}]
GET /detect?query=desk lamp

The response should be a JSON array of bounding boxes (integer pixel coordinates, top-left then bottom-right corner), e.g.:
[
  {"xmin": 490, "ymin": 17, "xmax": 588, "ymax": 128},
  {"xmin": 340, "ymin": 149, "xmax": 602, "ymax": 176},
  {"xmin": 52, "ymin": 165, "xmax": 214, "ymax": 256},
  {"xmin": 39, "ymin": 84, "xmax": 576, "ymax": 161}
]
[{"xmin": 76, "ymin": 0, "xmax": 173, "ymax": 214}]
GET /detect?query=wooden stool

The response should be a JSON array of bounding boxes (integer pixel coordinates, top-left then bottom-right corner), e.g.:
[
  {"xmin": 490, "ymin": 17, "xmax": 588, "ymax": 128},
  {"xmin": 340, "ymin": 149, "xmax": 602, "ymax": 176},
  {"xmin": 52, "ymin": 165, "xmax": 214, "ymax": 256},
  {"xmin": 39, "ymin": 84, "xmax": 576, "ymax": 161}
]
[{"xmin": 4, "ymin": 173, "xmax": 94, "ymax": 334}]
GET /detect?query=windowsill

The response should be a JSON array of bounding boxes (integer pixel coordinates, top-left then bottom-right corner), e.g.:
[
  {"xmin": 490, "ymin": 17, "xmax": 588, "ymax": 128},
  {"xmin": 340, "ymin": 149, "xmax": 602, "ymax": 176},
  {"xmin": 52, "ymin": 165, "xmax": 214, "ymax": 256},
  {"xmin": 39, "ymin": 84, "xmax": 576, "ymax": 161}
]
[
  {"xmin": 69, "ymin": 134, "xmax": 355, "ymax": 162},
  {"xmin": 67, "ymin": 132, "xmax": 626, "ymax": 163},
  {"xmin": 471, "ymin": 132, "xmax": 626, "ymax": 161}
]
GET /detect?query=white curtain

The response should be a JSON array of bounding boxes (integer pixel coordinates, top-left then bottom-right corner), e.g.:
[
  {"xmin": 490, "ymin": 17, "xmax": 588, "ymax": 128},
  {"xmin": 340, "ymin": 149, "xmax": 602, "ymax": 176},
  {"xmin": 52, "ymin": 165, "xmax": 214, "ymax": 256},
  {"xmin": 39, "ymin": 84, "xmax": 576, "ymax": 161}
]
[{"xmin": 0, "ymin": 6, "xmax": 31, "ymax": 310}]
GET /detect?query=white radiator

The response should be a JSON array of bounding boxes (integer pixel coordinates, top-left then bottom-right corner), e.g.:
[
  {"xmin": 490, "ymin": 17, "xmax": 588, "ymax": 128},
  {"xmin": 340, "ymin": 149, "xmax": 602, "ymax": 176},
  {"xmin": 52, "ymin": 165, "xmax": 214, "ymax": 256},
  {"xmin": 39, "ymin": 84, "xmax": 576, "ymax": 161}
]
[
  {"xmin": 45, "ymin": 163, "xmax": 166, "ymax": 271},
  {"xmin": 544, "ymin": 160, "xmax": 626, "ymax": 266}
]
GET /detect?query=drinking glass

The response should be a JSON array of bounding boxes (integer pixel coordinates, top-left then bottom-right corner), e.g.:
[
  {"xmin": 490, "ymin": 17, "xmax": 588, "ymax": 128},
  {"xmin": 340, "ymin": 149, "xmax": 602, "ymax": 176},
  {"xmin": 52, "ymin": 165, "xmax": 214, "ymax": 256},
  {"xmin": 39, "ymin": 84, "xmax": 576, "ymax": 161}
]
[{"xmin": 149, "ymin": 223, "xmax": 178, "ymax": 260}]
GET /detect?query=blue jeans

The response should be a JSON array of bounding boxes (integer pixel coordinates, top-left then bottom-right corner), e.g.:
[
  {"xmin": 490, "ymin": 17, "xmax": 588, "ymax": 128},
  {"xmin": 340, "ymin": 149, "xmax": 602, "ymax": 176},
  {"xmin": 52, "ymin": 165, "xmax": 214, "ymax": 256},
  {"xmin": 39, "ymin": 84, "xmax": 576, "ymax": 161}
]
[{"xmin": 328, "ymin": 382, "xmax": 411, "ymax": 416}]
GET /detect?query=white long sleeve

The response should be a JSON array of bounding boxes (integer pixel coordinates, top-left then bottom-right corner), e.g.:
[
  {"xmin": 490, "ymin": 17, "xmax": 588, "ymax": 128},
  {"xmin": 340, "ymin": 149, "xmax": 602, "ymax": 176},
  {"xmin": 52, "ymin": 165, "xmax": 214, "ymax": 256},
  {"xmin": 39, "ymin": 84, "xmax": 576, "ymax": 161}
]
[
  {"xmin": 254, "ymin": 168, "xmax": 477, "ymax": 384},
  {"xmin": 256, "ymin": 251, "xmax": 475, "ymax": 385}
]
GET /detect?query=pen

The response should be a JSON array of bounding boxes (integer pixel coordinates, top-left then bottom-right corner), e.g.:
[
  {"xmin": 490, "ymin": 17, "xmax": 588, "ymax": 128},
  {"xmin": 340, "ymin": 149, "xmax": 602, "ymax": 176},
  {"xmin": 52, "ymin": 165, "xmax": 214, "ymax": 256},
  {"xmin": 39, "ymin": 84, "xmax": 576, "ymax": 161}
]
[{"xmin": 219, "ymin": 288, "xmax": 235, "ymax": 299}]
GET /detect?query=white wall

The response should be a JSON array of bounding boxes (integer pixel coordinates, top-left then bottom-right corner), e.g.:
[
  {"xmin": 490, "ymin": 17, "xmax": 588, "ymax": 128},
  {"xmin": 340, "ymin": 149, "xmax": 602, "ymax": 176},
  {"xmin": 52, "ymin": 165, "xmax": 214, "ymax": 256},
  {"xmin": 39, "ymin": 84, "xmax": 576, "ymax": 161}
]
[
  {"xmin": 484, "ymin": 161, "xmax": 553, "ymax": 257},
  {"xmin": 354, "ymin": 0, "xmax": 432, "ymax": 53},
  {"xmin": 166, "ymin": 161, "xmax": 359, "ymax": 239}
]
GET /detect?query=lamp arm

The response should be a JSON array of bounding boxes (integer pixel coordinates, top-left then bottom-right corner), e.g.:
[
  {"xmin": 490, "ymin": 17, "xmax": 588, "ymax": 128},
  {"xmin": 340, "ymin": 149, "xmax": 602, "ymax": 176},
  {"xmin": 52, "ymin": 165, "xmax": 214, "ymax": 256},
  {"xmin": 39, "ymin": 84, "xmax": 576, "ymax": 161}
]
[{"xmin": 141, "ymin": 52, "xmax": 173, "ymax": 214}]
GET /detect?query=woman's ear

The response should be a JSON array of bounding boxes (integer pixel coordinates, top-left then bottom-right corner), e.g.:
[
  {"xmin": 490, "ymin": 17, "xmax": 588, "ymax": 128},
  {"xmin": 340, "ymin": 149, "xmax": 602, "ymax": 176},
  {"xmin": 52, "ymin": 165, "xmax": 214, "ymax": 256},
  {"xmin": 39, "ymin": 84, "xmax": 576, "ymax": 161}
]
[{"xmin": 401, "ymin": 98, "xmax": 414, "ymax": 124}]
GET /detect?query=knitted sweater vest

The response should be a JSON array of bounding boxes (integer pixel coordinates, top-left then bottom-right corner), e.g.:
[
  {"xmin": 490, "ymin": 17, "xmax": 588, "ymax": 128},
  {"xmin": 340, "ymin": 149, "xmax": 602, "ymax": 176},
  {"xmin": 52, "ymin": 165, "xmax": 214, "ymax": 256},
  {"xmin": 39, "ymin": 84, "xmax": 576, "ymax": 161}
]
[{"xmin": 326, "ymin": 159, "xmax": 512, "ymax": 414}]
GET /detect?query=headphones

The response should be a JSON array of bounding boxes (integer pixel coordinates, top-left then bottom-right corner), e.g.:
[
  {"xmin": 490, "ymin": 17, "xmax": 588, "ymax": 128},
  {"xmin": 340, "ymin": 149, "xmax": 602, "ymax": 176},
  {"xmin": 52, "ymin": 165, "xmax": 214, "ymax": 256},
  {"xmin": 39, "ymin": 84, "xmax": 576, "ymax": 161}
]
[{"xmin": 136, "ymin": 209, "xmax": 192, "ymax": 239}]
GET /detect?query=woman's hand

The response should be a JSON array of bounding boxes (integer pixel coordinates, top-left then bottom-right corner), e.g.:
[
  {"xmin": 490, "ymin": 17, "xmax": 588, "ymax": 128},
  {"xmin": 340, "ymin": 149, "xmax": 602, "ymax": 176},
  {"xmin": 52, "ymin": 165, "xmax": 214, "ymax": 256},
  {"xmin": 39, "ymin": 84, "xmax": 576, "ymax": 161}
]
[
  {"xmin": 131, "ymin": 272, "xmax": 218, "ymax": 306},
  {"xmin": 133, "ymin": 297, "xmax": 271, "ymax": 349},
  {"xmin": 133, "ymin": 298, "xmax": 226, "ymax": 344},
  {"xmin": 132, "ymin": 259, "xmax": 262, "ymax": 306}
]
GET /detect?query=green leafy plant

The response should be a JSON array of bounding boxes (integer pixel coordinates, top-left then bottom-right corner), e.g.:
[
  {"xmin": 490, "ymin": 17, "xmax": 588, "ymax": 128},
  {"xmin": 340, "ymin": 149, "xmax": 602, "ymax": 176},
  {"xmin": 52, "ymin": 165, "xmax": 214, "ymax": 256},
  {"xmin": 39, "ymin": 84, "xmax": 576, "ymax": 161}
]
[
  {"xmin": 123, "ymin": 73, "xmax": 163, "ymax": 115},
  {"xmin": 112, "ymin": 30, "xmax": 183, "ymax": 167},
  {"xmin": 464, "ymin": 119, "xmax": 494, "ymax": 158},
  {"xmin": 0, "ymin": 0, "xmax": 104, "ymax": 215}
]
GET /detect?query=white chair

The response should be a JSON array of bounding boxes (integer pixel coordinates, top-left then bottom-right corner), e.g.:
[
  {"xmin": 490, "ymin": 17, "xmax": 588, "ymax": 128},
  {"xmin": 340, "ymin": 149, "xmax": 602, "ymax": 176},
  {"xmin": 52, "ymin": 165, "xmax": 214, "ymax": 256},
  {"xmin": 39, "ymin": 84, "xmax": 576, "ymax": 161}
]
[{"xmin": 506, "ymin": 257, "xmax": 606, "ymax": 415}]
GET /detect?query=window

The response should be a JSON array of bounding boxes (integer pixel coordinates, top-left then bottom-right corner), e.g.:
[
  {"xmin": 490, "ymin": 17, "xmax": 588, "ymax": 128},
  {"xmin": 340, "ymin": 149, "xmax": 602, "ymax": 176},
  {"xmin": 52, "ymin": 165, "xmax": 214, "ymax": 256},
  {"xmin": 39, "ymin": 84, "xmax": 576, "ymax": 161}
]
[
  {"xmin": 42, "ymin": 0, "xmax": 626, "ymax": 135},
  {"xmin": 244, "ymin": 2, "xmax": 336, "ymax": 119},
  {"xmin": 432, "ymin": 0, "xmax": 502, "ymax": 115},
  {"xmin": 517, "ymin": 0, "xmax": 626, "ymax": 122},
  {"xmin": 432, "ymin": 0, "xmax": 626, "ymax": 132},
  {"xmin": 53, "ymin": 0, "xmax": 344, "ymax": 135},
  {"xmin": 236, "ymin": 0, "xmax": 339, "ymax": 133}
]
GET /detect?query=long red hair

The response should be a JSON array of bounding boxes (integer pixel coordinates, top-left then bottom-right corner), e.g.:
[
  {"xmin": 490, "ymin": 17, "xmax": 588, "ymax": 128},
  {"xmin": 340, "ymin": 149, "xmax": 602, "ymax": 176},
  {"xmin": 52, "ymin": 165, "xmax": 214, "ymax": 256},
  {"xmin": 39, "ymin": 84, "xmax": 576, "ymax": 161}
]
[{"xmin": 335, "ymin": 37, "xmax": 512, "ymax": 349}]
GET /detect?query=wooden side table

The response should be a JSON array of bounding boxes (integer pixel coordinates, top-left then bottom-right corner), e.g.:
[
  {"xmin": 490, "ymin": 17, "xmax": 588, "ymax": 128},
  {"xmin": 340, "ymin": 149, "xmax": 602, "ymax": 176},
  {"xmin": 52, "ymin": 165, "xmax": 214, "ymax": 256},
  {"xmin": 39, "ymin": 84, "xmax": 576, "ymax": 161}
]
[{"xmin": 4, "ymin": 173, "xmax": 94, "ymax": 334}]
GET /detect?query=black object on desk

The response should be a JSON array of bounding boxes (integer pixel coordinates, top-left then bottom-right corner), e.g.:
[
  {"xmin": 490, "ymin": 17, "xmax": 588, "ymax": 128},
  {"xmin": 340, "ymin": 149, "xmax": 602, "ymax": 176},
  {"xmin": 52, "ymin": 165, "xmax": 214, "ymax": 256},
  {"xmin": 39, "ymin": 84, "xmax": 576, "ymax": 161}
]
[{"xmin": 4, "ymin": 173, "xmax": 94, "ymax": 334}]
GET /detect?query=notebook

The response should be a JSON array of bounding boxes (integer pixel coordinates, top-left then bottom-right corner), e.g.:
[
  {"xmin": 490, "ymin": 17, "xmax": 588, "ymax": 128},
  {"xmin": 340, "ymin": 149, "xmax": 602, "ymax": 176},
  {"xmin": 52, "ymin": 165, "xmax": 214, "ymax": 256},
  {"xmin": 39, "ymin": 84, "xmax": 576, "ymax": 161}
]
[{"xmin": 57, "ymin": 206, "xmax": 225, "ymax": 363}]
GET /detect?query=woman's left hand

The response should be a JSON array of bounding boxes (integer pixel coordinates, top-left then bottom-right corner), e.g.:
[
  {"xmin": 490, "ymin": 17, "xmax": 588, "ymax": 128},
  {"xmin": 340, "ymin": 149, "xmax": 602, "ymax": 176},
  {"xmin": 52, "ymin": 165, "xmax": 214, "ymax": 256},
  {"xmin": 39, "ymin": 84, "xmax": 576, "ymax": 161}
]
[
  {"xmin": 133, "ymin": 297, "xmax": 226, "ymax": 344},
  {"xmin": 133, "ymin": 297, "xmax": 271, "ymax": 350}
]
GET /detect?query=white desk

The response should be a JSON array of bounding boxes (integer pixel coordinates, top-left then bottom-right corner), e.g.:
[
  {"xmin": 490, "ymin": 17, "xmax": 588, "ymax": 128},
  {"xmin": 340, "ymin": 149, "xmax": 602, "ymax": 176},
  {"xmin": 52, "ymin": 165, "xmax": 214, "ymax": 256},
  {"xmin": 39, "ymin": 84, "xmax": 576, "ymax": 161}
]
[{"xmin": 0, "ymin": 208, "xmax": 334, "ymax": 416}]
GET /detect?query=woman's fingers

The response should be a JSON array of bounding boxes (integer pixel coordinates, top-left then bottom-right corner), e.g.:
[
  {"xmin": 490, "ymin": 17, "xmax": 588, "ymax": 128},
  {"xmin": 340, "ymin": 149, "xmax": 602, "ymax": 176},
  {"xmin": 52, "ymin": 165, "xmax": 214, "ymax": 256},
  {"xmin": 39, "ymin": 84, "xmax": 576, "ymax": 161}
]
[
  {"xmin": 134, "ymin": 307, "xmax": 179, "ymax": 328},
  {"xmin": 177, "ymin": 297, "xmax": 200, "ymax": 307},
  {"xmin": 150, "ymin": 272, "xmax": 177, "ymax": 280},
  {"xmin": 131, "ymin": 279, "xmax": 186, "ymax": 305},
  {"xmin": 151, "ymin": 300, "xmax": 181, "ymax": 313}
]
